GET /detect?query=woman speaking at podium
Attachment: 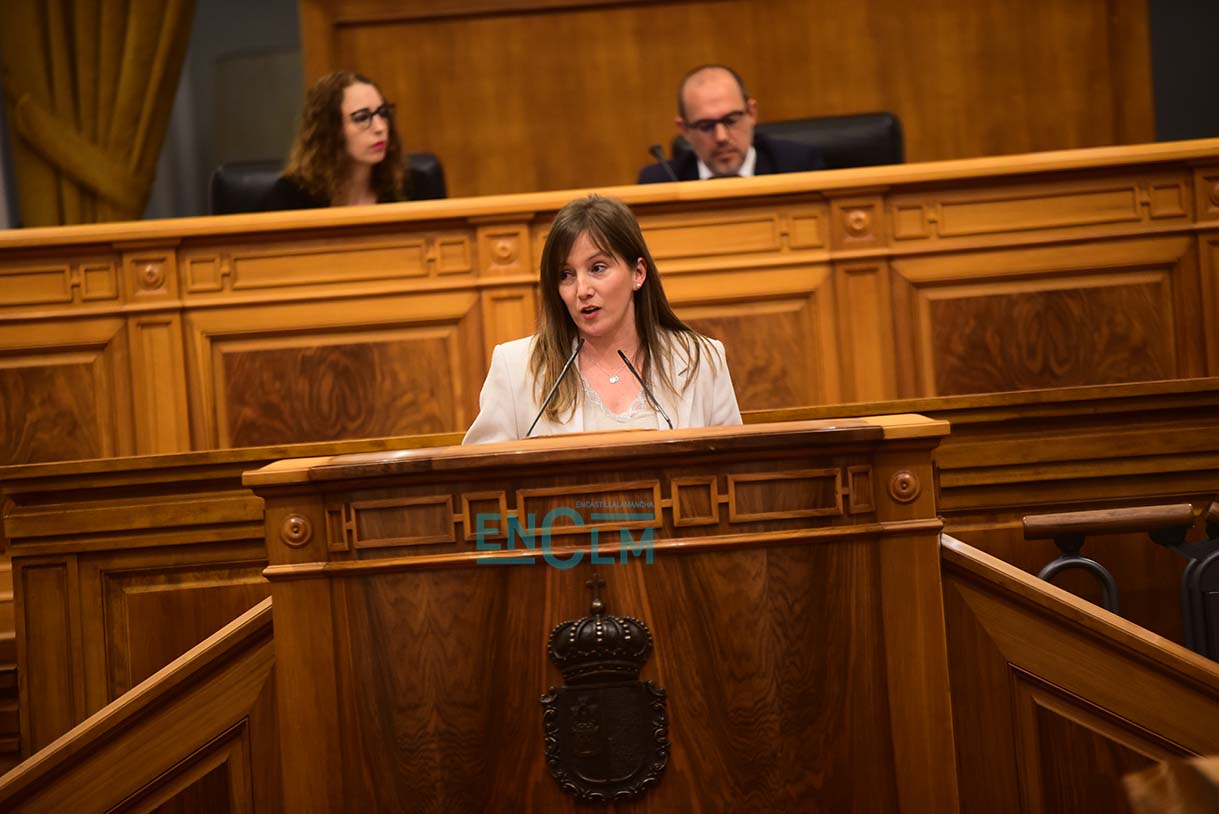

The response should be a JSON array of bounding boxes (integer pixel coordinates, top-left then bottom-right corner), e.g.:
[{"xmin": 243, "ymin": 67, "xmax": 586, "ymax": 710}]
[{"xmin": 463, "ymin": 195, "xmax": 741, "ymax": 444}]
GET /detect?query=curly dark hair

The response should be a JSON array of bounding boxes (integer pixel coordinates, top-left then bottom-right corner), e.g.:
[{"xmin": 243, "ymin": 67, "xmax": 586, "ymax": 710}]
[{"xmin": 283, "ymin": 71, "xmax": 406, "ymax": 204}]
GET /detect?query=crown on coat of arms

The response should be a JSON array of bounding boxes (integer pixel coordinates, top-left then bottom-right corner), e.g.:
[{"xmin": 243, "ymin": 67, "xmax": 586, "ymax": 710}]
[{"xmin": 546, "ymin": 574, "xmax": 653, "ymax": 684}]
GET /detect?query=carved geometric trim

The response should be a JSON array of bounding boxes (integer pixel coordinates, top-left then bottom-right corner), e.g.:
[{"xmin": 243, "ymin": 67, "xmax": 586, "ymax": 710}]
[
  {"xmin": 1147, "ymin": 182, "xmax": 1188, "ymax": 219},
  {"xmin": 229, "ymin": 240, "xmax": 437, "ymax": 289},
  {"xmin": 326, "ymin": 502, "xmax": 353, "ymax": 551},
  {"xmin": 941, "ymin": 186, "xmax": 1143, "ymax": 237},
  {"xmin": 893, "ymin": 204, "xmax": 930, "ymax": 240},
  {"xmin": 0, "ymin": 262, "xmax": 118, "ymax": 307},
  {"xmin": 515, "ymin": 481, "xmax": 662, "ymax": 537},
  {"xmin": 348, "ymin": 495, "xmax": 455, "ymax": 549},
  {"xmin": 0, "ymin": 264, "xmax": 72, "ymax": 306},
  {"xmin": 435, "ymin": 236, "xmax": 474, "ymax": 274},
  {"xmin": 727, "ymin": 468, "xmax": 843, "ymax": 522},
  {"xmin": 670, "ymin": 477, "xmax": 719, "ymax": 527},
  {"xmin": 846, "ymin": 465, "xmax": 874, "ymax": 513},
  {"xmin": 785, "ymin": 210, "xmax": 826, "ymax": 249},
  {"xmin": 81, "ymin": 263, "xmax": 120, "ymax": 301},
  {"xmin": 1195, "ymin": 169, "xmax": 1219, "ymax": 220},
  {"xmin": 460, "ymin": 490, "xmax": 509, "ymax": 541},
  {"xmin": 185, "ymin": 256, "xmax": 225, "ymax": 293},
  {"xmin": 643, "ymin": 214, "xmax": 783, "ymax": 260},
  {"xmin": 477, "ymin": 225, "xmax": 528, "ymax": 277}
]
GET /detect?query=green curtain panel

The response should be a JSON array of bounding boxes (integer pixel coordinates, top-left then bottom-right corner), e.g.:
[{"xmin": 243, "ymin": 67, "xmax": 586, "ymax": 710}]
[{"xmin": 0, "ymin": 0, "xmax": 194, "ymax": 226}]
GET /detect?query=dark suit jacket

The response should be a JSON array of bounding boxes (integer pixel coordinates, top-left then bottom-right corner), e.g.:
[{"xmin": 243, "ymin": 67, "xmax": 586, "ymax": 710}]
[{"xmin": 637, "ymin": 133, "xmax": 825, "ymax": 184}]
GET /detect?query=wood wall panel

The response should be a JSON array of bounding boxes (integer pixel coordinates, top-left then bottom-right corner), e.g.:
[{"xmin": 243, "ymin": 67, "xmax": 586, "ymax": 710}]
[
  {"xmin": 0, "ymin": 433, "xmax": 465, "ymax": 757},
  {"xmin": 330, "ymin": 544, "xmax": 902, "ymax": 811},
  {"xmin": 0, "ymin": 318, "xmax": 133, "ymax": 465},
  {"xmin": 220, "ymin": 333, "xmax": 458, "ymax": 446},
  {"xmin": 186, "ymin": 291, "xmax": 483, "ymax": 449},
  {"xmin": 1018, "ymin": 678, "xmax": 1163, "ymax": 814},
  {"xmin": 0, "ymin": 142, "xmax": 1217, "ymax": 467},
  {"xmin": 1202, "ymin": 234, "xmax": 1219, "ymax": 376},
  {"xmin": 304, "ymin": 0, "xmax": 1153, "ymax": 197},
  {"xmin": 891, "ymin": 236, "xmax": 1199, "ymax": 397},
  {"xmin": 676, "ymin": 268, "xmax": 839, "ymax": 409},
  {"xmin": 16, "ymin": 560, "xmax": 82, "ymax": 753},
  {"xmin": 941, "ymin": 537, "xmax": 1219, "ymax": 814},
  {"xmin": 85, "ymin": 550, "xmax": 269, "ymax": 700},
  {"xmin": 129, "ymin": 315, "xmax": 192, "ymax": 455},
  {"xmin": 926, "ymin": 277, "xmax": 1174, "ymax": 395}
]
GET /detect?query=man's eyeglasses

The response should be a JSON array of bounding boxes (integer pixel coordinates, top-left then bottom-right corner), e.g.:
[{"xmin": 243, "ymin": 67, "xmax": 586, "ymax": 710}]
[
  {"xmin": 686, "ymin": 110, "xmax": 747, "ymax": 135},
  {"xmin": 348, "ymin": 104, "xmax": 395, "ymax": 129}
]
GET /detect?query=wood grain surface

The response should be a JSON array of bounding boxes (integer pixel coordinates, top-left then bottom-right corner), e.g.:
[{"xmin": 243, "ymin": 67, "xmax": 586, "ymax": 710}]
[{"xmin": 304, "ymin": 0, "xmax": 1153, "ymax": 197}]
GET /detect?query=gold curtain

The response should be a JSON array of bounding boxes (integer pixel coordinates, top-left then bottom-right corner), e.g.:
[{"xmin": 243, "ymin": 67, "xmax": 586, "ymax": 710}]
[{"xmin": 0, "ymin": 0, "xmax": 195, "ymax": 226}]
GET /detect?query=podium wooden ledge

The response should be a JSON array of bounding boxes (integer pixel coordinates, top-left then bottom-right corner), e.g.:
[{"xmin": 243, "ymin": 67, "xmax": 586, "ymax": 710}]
[{"xmin": 242, "ymin": 414, "xmax": 948, "ymax": 487}]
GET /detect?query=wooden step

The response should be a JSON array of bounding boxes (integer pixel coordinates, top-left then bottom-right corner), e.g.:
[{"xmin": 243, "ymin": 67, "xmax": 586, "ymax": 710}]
[{"xmin": 0, "ymin": 632, "xmax": 14, "ymax": 665}]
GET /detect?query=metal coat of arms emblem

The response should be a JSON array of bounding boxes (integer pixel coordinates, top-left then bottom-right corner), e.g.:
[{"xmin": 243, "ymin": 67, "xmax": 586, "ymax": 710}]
[{"xmin": 540, "ymin": 574, "xmax": 669, "ymax": 803}]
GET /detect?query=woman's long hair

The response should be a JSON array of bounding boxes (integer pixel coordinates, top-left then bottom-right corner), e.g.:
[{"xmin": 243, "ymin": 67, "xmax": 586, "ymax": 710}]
[
  {"xmin": 530, "ymin": 195, "xmax": 715, "ymax": 421},
  {"xmin": 283, "ymin": 71, "xmax": 406, "ymax": 204}
]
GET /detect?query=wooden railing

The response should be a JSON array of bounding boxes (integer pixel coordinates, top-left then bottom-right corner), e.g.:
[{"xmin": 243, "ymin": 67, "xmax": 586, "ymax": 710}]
[
  {"xmin": 942, "ymin": 534, "xmax": 1219, "ymax": 814},
  {"xmin": 0, "ymin": 598, "xmax": 276, "ymax": 813}
]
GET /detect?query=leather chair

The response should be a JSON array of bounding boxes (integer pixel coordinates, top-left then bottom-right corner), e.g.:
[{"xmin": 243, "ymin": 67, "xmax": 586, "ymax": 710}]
[
  {"xmin": 671, "ymin": 111, "xmax": 904, "ymax": 170},
  {"xmin": 208, "ymin": 152, "xmax": 447, "ymax": 215}
]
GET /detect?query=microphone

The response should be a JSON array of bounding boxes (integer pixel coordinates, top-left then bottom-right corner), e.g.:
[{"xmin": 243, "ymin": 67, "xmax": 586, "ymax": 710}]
[
  {"xmin": 618, "ymin": 349, "xmax": 673, "ymax": 430},
  {"xmin": 526, "ymin": 338, "xmax": 585, "ymax": 438},
  {"xmin": 648, "ymin": 144, "xmax": 680, "ymax": 182}
]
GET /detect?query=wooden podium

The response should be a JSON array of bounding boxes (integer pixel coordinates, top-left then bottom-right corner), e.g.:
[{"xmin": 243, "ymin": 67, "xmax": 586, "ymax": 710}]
[{"xmin": 245, "ymin": 417, "xmax": 959, "ymax": 812}]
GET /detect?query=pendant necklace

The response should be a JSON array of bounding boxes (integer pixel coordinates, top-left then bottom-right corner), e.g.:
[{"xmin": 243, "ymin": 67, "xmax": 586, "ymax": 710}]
[{"xmin": 586, "ymin": 349, "xmax": 634, "ymax": 384}]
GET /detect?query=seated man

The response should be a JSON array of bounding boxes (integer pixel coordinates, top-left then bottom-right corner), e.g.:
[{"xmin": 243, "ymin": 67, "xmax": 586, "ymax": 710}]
[{"xmin": 637, "ymin": 64, "xmax": 825, "ymax": 183}]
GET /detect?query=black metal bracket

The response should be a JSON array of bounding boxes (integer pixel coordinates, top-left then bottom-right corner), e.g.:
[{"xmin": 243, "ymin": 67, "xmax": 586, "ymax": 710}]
[{"xmin": 1037, "ymin": 534, "xmax": 1121, "ymax": 615}]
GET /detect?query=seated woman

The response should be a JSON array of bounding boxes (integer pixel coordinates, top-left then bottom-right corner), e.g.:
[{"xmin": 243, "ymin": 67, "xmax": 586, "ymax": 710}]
[
  {"xmin": 463, "ymin": 195, "xmax": 741, "ymax": 444},
  {"xmin": 262, "ymin": 71, "xmax": 405, "ymax": 210}
]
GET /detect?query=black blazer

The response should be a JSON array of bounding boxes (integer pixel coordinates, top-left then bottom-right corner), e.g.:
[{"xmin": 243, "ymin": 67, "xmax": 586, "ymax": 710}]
[
  {"xmin": 258, "ymin": 176, "xmax": 412, "ymax": 211},
  {"xmin": 260, "ymin": 177, "xmax": 327, "ymax": 211},
  {"xmin": 637, "ymin": 133, "xmax": 825, "ymax": 184}
]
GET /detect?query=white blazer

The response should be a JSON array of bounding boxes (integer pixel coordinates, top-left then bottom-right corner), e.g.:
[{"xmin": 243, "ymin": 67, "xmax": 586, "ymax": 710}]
[{"xmin": 462, "ymin": 334, "xmax": 743, "ymax": 444}]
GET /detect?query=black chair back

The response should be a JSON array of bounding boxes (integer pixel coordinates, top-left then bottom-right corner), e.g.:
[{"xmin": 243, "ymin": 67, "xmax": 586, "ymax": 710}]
[
  {"xmin": 208, "ymin": 152, "xmax": 447, "ymax": 215},
  {"xmin": 671, "ymin": 111, "xmax": 904, "ymax": 170}
]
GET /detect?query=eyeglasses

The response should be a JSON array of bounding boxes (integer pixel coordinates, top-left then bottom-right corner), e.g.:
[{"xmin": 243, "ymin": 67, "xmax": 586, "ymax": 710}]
[
  {"xmin": 348, "ymin": 103, "xmax": 395, "ymax": 129},
  {"xmin": 685, "ymin": 110, "xmax": 747, "ymax": 135}
]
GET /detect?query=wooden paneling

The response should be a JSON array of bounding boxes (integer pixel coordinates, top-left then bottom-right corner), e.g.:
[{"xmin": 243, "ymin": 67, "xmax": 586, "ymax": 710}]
[
  {"xmin": 15, "ymin": 559, "xmax": 82, "ymax": 752},
  {"xmin": 0, "ymin": 317, "xmax": 133, "ymax": 465},
  {"xmin": 891, "ymin": 236, "xmax": 1200, "ymax": 397},
  {"xmin": 752, "ymin": 378, "xmax": 1219, "ymax": 645},
  {"xmin": 187, "ymin": 292, "xmax": 483, "ymax": 448},
  {"xmin": 1, "ymin": 141, "xmax": 1218, "ymax": 466},
  {"xmin": 251, "ymin": 417, "xmax": 959, "ymax": 812},
  {"xmin": 941, "ymin": 536, "xmax": 1219, "ymax": 814},
  {"xmin": 0, "ymin": 433, "xmax": 462, "ymax": 756},
  {"xmin": 0, "ymin": 599, "xmax": 279, "ymax": 814},
  {"xmin": 302, "ymin": 0, "xmax": 1153, "ymax": 197}
]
